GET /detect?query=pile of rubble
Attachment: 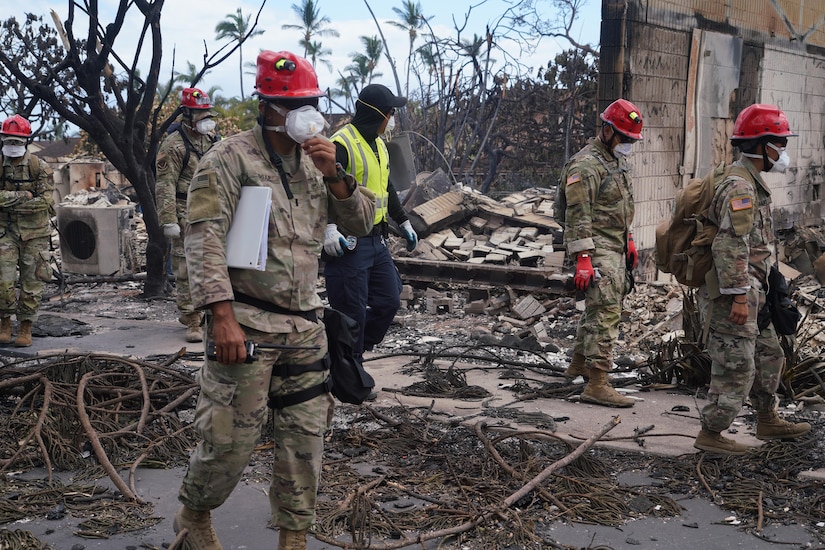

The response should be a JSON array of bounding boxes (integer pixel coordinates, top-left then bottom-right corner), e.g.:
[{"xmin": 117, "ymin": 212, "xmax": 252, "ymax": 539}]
[
  {"xmin": 7, "ymin": 171, "xmax": 825, "ymax": 550},
  {"xmin": 387, "ymin": 170, "xmax": 567, "ymax": 294},
  {"xmin": 45, "ymin": 172, "xmax": 825, "ymax": 393}
]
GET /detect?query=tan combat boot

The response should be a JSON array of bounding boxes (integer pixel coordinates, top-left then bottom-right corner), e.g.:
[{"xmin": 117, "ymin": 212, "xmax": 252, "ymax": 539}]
[
  {"xmin": 278, "ymin": 528, "xmax": 308, "ymax": 550},
  {"xmin": 0, "ymin": 317, "xmax": 12, "ymax": 344},
  {"xmin": 693, "ymin": 428, "xmax": 751, "ymax": 455},
  {"xmin": 563, "ymin": 352, "xmax": 589, "ymax": 380},
  {"xmin": 173, "ymin": 506, "xmax": 223, "ymax": 550},
  {"xmin": 185, "ymin": 322, "xmax": 203, "ymax": 343},
  {"xmin": 580, "ymin": 368, "xmax": 634, "ymax": 408},
  {"xmin": 756, "ymin": 411, "xmax": 811, "ymax": 440},
  {"xmin": 14, "ymin": 320, "xmax": 32, "ymax": 347}
]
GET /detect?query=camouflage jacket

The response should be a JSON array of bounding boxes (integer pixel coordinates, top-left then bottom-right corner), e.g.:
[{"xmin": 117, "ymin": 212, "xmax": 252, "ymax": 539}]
[
  {"xmin": 0, "ymin": 152, "xmax": 54, "ymax": 240},
  {"xmin": 561, "ymin": 137, "xmax": 634, "ymax": 257},
  {"xmin": 155, "ymin": 128, "xmax": 216, "ymax": 226},
  {"xmin": 185, "ymin": 124, "xmax": 376, "ymax": 333},
  {"xmin": 708, "ymin": 157, "xmax": 774, "ymax": 292}
]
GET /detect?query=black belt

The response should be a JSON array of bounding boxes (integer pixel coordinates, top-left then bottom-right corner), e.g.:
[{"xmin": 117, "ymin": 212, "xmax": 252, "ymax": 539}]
[
  {"xmin": 370, "ymin": 222, "xmax": 388, "ymax": 237},
  {"xmin": 233, "ymin": 291, "xmax": 318, "ymax": 323}
]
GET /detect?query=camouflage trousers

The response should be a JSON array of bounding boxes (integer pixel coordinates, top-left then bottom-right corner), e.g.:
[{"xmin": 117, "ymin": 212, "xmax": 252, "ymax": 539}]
[
  {"xmin": 179, "ymin": 317, "xmax": 334, "ymax": 531},
  {"xmin": 169, "ymin": 225, "xmax": 200, "ymax": 326},
  {"xmin": 0, "ymin": 232, "xmax": 49, "ymax": 322},
  {"xmin": 573, "ymin": 252, "xmax": 630, "ymax": 371},
  {"xmin": 697, "ymin": 286, "xmax": 783, "ymax": 432}
]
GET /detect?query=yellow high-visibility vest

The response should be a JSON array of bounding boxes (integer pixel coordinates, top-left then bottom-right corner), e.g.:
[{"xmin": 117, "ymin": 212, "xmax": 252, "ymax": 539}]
[{"xmin": 331, "ymin": 124, "xmax": 389, "ymax": 226}]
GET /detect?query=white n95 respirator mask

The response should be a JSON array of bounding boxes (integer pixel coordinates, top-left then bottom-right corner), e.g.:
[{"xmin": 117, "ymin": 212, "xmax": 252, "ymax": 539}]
[
  {"xmin": 195, "ymin": 118, "xmax": 217, "ymax": 135},
  {"xmin": 265, "ymin": 104, "xmax": 328, "ymax": 144},
  {"xmin": 2, "ymin": 144, "xmax": 26, "ymax": 158}
]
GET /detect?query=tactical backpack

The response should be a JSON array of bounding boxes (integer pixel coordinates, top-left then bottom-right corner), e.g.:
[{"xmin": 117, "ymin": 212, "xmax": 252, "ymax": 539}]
[{"xmin": 654, "ymin": 162, "xmax": 750, "ymax": 287}]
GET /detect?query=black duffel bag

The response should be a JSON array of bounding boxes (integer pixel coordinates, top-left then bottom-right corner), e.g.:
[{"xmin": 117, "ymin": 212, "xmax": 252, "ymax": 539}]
[
  {"xmin": 324, "ymin": 308, "xmax": 375, "ymax": 404},
  {"xmin": 757, "ymin": 265, "xmax": 802, "ymax": 336}
]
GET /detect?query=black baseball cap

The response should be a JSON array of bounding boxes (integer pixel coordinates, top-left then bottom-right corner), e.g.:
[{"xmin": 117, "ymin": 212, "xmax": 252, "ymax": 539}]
[{"xmin": 357, "ymin": 84, "xmax": 407, "ymax": 116}]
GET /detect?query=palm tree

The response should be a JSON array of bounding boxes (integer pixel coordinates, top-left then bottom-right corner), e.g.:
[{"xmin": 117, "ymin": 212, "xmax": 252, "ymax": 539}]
[
  {"xmin": 359, "ymin": 35, "xmax": 383, "ymax": 83},
  {"xmin": 215, "ymin": 8, "xmax": 264, "ymax": 101},
  {"xmin": 243, "ymin": 59, "xmax": 258, "ymax": 78},
  {"xmin": 282, "ymin": 0, "xmax": 340, "ymax": 58},
  {"xmin": 345, "ymin": 55, "xmax": 378, "ymax": 89},
  {"xmin": 461, "ymin": 34, "xmax": 487, "ymax": 89},
  {"xmin": 388, "ymin": 1, "xmax": 430, "ymax": 97},
  {"xmin": 304, "ymin": 40, "xmax": 333, "ymax": 73},
  {"xmin": 174, "ymin": 62, "xmax": 200, "ymax": 86},
  {"xmin": 332, "ymin": 72, "xmax": 358, "ymax": 113}
]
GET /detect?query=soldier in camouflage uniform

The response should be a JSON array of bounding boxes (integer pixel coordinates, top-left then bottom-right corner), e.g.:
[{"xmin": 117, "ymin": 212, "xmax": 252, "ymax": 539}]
[
  {"xmin": 174, "ymin": 51, "xmax": 375, "ymax": 550},
  {"xmin": 693, "ymin": 104, "xmax": 810, "ymax": 455},
  {"xmin": 155, "ymin": 87, "xmax": 219, "ymax": 343},
  {"xmin": 561, "ymin": 99, "xmax": 643, "ymax": 408},
  {"xmin": 0, "ymin": 115, "xmax": 54, "ymax": 348}
]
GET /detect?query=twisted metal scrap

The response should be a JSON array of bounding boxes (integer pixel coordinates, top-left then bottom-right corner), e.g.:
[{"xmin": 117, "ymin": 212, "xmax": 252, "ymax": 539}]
[
  {"xmin": 640, "ymin": 289, "xmax": 825, "ymax": 398},
  {"xmin": 396, "ymin": 362, "xmax": 491, "ymax": 399},
  {"xmin": 648, "ymin": 416, "xmax": 825, "ymax": 529},
  {"xmin": 0, "ymin": 528, "xmax": 51, "ymax": 549},
  {"xmin": 0, "ymin": 476, "xmax": 163, "ymax": 540},
  {"xmin": 0, "ymin": 350, "xmax": 198, "ymax": 539},
  {"xmin": 314, "ymin": 411, "xmax": 683, "ymax": 549}
]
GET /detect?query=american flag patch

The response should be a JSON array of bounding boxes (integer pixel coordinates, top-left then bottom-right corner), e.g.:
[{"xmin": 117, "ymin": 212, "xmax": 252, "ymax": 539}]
[
  {"xmin": 730, "ymin": 197, "xmax": 752, "ymax": 211},
  {"xmin": 566, "ymin": 173, "xmax": 581, "ymax": 186}
]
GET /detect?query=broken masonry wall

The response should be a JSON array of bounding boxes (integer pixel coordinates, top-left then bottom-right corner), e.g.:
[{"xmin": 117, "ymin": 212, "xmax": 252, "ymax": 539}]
[{"xmin": 600, "ymin": 0, "xmax": 825, "ymax": 282}]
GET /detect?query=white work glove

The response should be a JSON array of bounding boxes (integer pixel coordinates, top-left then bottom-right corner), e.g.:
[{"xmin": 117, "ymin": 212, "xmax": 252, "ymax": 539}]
[
  {"xmin": 163, "ymin": 223, "xmax": 181, "ymax": 239},
  {"xmin": 324, "ymin": 223, "xmax": 348, "ymax": 257},
  {"xmin": 400, "ymin": 220, "xmax": 418, "ymax": 252}
]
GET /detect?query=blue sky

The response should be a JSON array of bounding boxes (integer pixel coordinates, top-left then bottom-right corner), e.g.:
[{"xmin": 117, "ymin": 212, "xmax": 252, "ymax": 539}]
[{"xmin": 12, "ymin": 1, "xmax": 601, "ymax": 101}]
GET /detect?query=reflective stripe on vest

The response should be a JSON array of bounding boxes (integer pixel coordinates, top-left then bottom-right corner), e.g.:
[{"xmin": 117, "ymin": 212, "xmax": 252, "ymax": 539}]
[{"xmin": 331, "ymin": 124, "xmax": 389, "ymax": 225}]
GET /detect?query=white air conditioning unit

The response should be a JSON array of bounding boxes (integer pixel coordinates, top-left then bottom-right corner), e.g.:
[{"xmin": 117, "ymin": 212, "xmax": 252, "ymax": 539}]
[{"xmin": 56, "ymin": 205, "xmax": 135, "ymax": 275}]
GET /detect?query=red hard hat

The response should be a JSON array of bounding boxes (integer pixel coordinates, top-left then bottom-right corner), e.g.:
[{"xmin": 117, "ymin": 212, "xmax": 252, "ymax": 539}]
[
  {"xmin": 0, "ymin": 114, "xmax": 32, "ymax": 138},
  {"xmin": 600, "ymin": 99, "xmax": 643, "ymax": 140},
  {"xmin": 180, "ymin": 87, "xmax": 213, "ymax": 110},
  {"xmin": 732, "ymin": 104, "xmax": 796, "ymax": 140},
  {"xmin": 254, "ymin": 50, "xmax": 324, "ymax": 100}
]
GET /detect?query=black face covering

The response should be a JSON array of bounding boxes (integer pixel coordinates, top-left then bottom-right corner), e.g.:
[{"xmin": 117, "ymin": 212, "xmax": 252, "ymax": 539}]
[{"xmin": 351, "ymin": 100, "xmax": 388, "ymax": 143}]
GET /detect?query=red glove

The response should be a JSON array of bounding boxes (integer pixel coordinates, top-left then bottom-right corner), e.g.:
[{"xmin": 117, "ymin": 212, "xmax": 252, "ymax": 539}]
[
  {"xmin": 626, "ymin": 233, "xmax": 638, "ymax": 270},
  {"xmin": 574, "ymin": 254, "xmax": 596, "ymax": 291}
]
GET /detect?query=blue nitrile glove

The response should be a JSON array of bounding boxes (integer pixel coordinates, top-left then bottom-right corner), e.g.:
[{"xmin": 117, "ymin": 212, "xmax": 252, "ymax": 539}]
[
  {"xmin": 400, "ymin": 220, "xmax": 418, "ymax": 252},
  {"xmin": 324, "ymin": 223, "xmax": 348, "ymax": 257}
]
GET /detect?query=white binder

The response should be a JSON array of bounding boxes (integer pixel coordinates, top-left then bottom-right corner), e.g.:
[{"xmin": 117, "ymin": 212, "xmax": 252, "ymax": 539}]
[{"xmin": 226, "ymin": 186, "xmax": 272, "ymax": 270}]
